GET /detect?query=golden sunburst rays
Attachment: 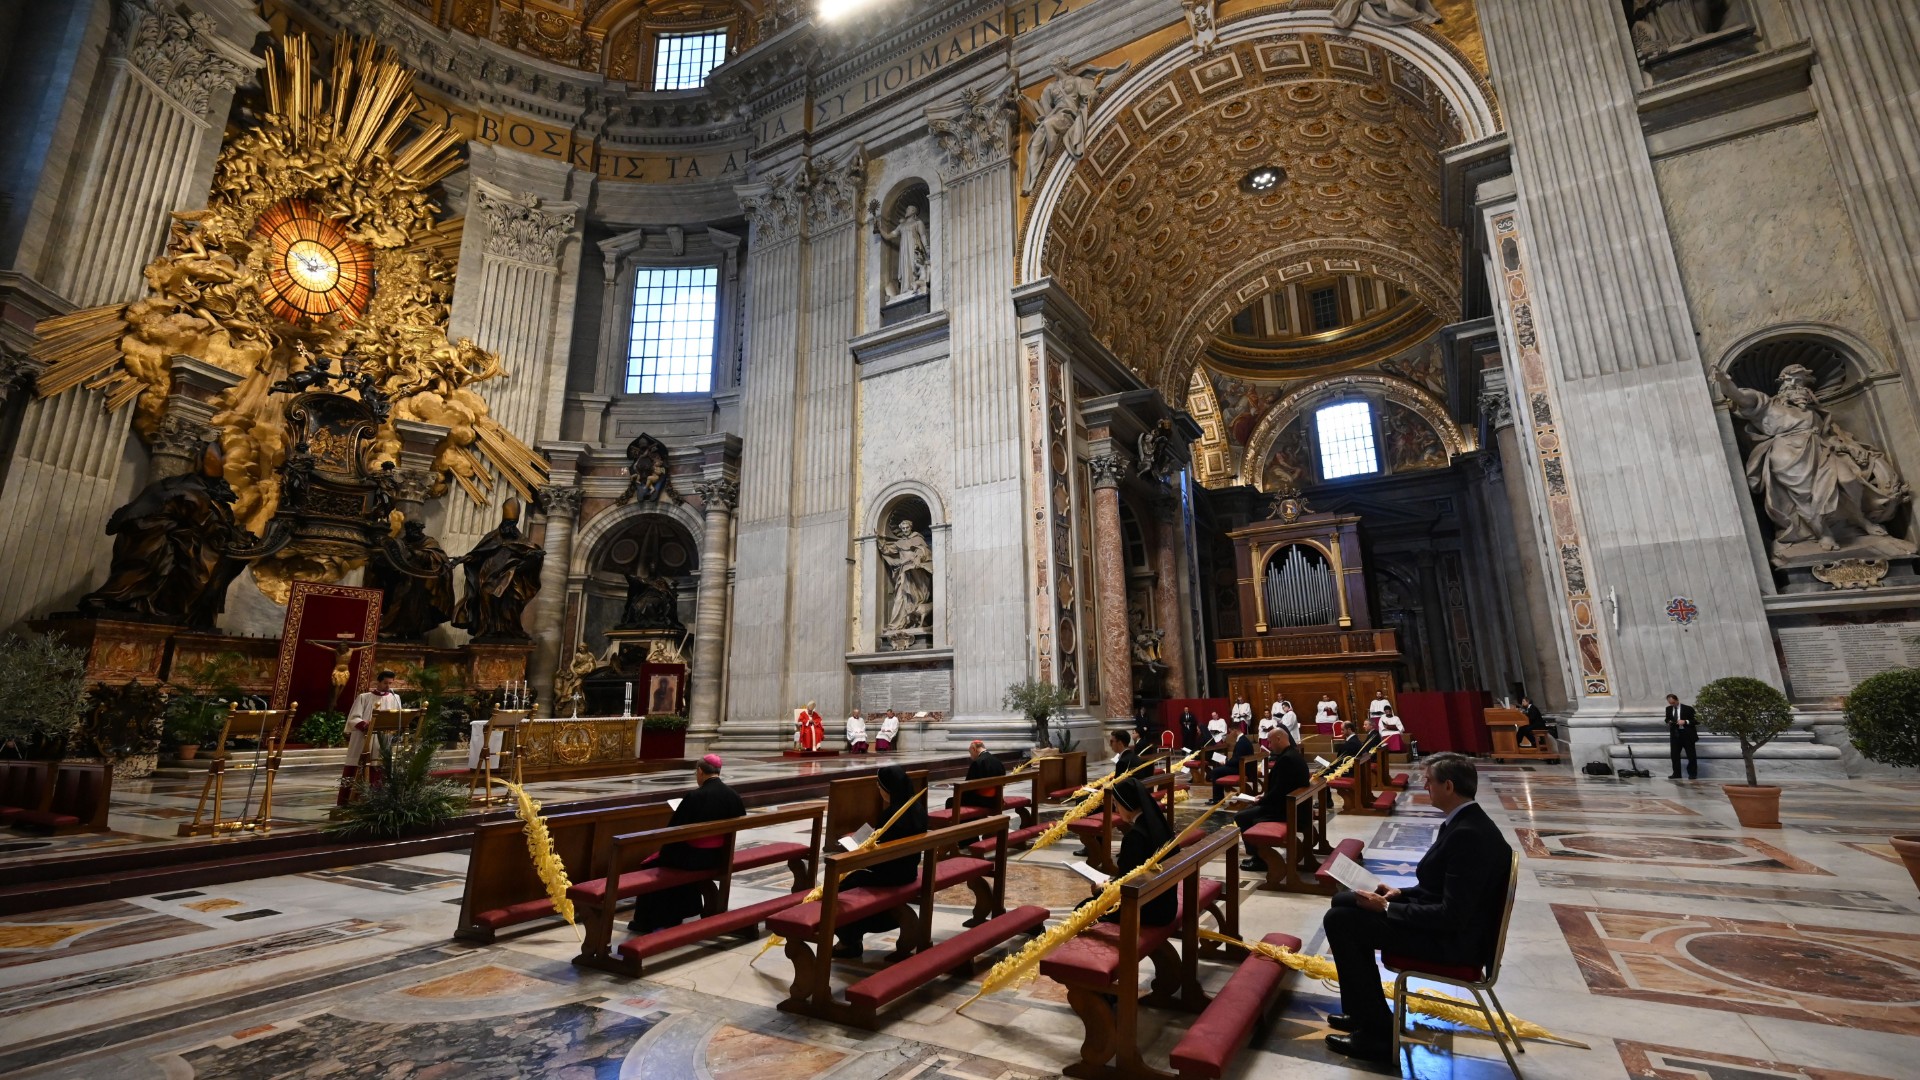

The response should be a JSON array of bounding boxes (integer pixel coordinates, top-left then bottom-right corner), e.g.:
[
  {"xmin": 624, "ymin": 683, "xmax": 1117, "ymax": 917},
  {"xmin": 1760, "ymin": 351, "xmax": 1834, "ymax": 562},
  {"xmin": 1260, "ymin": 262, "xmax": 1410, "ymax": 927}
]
[{"xmin": 29, "ymin": 25, "xmax": 549, "ymax": 577}]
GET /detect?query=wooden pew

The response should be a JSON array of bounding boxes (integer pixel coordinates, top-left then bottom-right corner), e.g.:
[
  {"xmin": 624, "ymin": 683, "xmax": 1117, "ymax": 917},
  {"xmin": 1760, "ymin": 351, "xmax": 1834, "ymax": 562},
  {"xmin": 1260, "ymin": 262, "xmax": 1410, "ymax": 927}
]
[
  {"xmin": 1374, "ymin": 744, "xmax": 1409, "ymax": 791},
  {"xmin": 455, "ymin": 803, "xmax": 671, "ymax": 942},
  {"xmin": 1242, "ymin": 779, "xmax": 1343, "ymax": 894},
  {"xmin": 7, "ymin": 762, "xmax": 110, "ymax": 834},
  {"xmin": 936, "ymin": 771, "xmax": 1047, "ymax": 852},
  {"xmin": 1167, "ymin": 931, "xmax": 1303, "ymax": 1080},
  {"xmin": 1040, "ymin": 826, "xmax": 1243, "ymax": 1080},
  {"xmin": 1034, "ymin": 751, "xmax": 1088, "ymax": 806},
  {"xmin": 769, "ymin": 815, "xmax": 1024, "ymax": 1027},
  {"xmin": 825, "ymin": 770, "xmax": 929, "ymax": 846},
  {"xmin": 1069, "ymin": 769, "xmax": 1181, "ymax": 875},
  {"xmin": 0, "ymin": 762, "xmax": 51, "ymax": 827},
  {"xmin": 573, "ymin": 803, "xmax": 826, "ymax": 976},
  {"xmin": 1328, "ymin": 745, "xmax": 1396, "ymax": 816}
]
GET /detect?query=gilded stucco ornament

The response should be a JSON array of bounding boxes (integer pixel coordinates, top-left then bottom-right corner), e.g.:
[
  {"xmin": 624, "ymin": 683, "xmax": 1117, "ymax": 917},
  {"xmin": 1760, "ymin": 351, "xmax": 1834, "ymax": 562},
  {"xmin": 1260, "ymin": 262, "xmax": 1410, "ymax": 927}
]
[{"xmin": 30, "ymin": 33, "xmax": 548, "ymax": 595}]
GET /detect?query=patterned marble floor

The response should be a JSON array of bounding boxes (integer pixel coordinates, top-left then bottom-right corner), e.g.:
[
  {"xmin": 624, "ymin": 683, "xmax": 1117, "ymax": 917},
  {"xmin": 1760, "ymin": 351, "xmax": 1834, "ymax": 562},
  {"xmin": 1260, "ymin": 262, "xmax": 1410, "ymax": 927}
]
[
  {"xmin": 0, "ymin": 747, "xmax": 966, "ymax": 864},
  {"xmin": 1, "ymin": 764, "xmax": 1916, "ymax": 1078}
]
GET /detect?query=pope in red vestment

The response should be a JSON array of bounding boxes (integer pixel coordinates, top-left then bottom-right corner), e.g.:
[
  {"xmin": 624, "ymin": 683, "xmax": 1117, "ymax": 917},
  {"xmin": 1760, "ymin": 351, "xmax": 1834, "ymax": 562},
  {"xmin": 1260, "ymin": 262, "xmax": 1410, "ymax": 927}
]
[{"xmin": 794, "ymin": 702, "xmax": 825, "ymax": 751}]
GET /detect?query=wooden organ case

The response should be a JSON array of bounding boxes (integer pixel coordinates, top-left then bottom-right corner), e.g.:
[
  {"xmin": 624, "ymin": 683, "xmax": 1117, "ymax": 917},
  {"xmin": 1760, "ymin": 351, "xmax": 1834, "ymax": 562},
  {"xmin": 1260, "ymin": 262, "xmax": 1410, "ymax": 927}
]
[{"xmin": 1216, "ymin": 495, "xmax": 1400, "ymax": 726}]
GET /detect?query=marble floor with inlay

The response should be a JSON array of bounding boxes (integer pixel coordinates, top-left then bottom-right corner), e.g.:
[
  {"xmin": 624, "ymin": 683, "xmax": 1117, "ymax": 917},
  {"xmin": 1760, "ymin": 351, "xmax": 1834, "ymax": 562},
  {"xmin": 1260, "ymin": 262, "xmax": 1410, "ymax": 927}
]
[{"xmin": 0, "ymin": 764, "xmax": 1916, "ymax": 1079}]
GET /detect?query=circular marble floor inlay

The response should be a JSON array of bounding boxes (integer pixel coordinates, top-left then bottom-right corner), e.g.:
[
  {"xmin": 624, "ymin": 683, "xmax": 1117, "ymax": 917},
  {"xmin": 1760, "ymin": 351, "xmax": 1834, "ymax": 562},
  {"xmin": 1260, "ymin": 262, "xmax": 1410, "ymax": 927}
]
[
  {"xmin": 1682, "ymin": 933, "xmax": 1920, "ymax": 1003},
  {"xmin": 1557, "ymin": 835, "xmax": 1735, "ymax": 861}
]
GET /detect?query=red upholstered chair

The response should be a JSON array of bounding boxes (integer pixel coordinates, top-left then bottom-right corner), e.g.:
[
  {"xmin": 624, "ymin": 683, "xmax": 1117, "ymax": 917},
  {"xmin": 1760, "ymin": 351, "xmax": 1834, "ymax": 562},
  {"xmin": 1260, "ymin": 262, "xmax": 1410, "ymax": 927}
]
[{"xmin": 1382, "ymin": 851, "xmax": 1523, "ymax": 1075}]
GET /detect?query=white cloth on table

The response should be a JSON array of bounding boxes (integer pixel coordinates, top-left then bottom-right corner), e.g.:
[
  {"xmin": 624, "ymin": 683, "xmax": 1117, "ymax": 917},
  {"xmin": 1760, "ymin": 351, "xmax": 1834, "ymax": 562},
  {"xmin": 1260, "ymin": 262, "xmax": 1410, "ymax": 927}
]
[{"xmin": 466, "ymin": 719, "xmax": 504, "ymax": 770}]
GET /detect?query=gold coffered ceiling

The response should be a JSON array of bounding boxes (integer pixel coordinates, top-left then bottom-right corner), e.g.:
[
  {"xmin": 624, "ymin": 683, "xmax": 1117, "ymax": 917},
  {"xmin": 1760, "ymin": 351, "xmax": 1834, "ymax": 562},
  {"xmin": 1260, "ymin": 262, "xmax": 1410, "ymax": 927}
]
[
  {"xmin": 406, "ymin": 0, "xmax": 762, "ymax": 78},
  {"xmin": 1039, "ymin": 33, "xmax": 1463, "ymax": 403}
]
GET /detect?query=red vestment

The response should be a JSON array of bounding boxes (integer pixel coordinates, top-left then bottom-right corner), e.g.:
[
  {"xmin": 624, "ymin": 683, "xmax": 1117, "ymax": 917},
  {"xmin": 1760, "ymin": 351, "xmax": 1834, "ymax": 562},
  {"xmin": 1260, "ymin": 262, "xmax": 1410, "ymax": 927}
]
[{"xmin": 795, "ymin": 708, "xmax": 825, "ymax": 751}]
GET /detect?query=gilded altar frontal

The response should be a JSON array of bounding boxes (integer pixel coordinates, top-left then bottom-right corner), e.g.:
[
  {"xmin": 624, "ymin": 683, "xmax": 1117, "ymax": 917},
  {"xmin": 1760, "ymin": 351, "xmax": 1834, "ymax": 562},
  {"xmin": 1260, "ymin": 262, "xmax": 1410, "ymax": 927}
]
[{"xmin": 1, "ymin": 2, "xmax": 1918, "ymax": 1077}]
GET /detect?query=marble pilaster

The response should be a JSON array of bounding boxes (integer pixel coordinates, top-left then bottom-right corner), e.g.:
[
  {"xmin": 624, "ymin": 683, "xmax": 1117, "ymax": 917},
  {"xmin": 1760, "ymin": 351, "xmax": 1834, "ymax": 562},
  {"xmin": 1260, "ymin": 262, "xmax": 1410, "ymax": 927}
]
[
  {"xmin": 1087, "ymin": 453, "xmax": 1132, "ymax": 720},
  {"xmin": 687, "ymin": 478, "xmax": 738, "ymax": 745},
  {"xmin": 531, "ymin": 478, "xmax": 582, "ymax": 709},
  {"xmin": 1479, "ymin": 0, "xmax": 1783, "ymax": 762},
  {"xmin": 0, "ymin": 0, "xmax": 262, "ymax": 633},
  {"xmin": 1150, "ymin": 493, "xmax": 1189, "ymax": 699}
]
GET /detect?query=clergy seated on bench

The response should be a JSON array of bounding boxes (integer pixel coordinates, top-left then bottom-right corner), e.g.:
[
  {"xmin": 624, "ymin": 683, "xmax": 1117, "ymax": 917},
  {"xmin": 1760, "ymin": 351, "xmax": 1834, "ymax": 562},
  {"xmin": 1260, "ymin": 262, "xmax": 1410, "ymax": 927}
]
[
  {"xmin": 1321, "ymin": 752, "xmax": 1512, "ymax": 1065},
  {"xmin": 834, "ymin": 764, "xmax": 926, "ymax": 959},
  {"xmin": 631, "ymin": 753, "xmax": 744, "ymax": 934},
  {"xmin": 959, "ymin": 740, "xmax": 1005, "ymax": 808},
  {"xmin": 1237, "ymin": 725, "xmax": 1311, "ymax": 873},
  {"xmin": 1208, "ymin": 720, "xmax": 1258, "ymax": 804},
  {"xmin": 1085, "ymin": 778, "xmax": 1177, "ymax": 927}
]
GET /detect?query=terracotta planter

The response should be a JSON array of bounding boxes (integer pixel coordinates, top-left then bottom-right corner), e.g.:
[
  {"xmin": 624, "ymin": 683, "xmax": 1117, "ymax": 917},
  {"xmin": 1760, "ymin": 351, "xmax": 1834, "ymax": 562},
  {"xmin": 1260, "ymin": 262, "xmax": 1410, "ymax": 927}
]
[
  {"xmin": 1890, "ymin": 836, "xmax": 1920, "ymax": 898},
  {"xmin": 175, "ymin": 744, "xmax": 199, "ymax": 761},
  {"xmin": 1722, "ymin": 783, "xmax": 1782, "ymax": 828}
]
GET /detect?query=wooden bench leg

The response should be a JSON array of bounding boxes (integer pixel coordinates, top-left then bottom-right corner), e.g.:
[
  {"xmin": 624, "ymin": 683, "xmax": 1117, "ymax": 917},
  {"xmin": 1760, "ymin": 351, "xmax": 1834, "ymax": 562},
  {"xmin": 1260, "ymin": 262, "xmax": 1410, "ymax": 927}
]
[
  {"xmin": 785, "ymin": 856, "xmax": 810, "ymax": 893},
  {"xmin": 965, "ymin": 877, "xmax": 997, "ymax": 924},
  {"xmin": 1063, "ymin": 986, "xmax": 1119, "ymax": 1078},
  {"xmin": 779, "ymin": 936, "xmax": 822, "ymax": 1013},
  {"xmin": 887, "ymin": 902, "xmax": 928, "ymax": 960}
]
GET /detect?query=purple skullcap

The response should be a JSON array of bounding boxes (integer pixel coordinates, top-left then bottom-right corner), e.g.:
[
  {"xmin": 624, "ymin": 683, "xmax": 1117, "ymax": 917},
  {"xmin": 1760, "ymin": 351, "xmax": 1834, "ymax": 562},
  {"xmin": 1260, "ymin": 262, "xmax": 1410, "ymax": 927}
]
[{"xmin": 702, "ymin": 753, "xmax": 724, "ymax": 772}]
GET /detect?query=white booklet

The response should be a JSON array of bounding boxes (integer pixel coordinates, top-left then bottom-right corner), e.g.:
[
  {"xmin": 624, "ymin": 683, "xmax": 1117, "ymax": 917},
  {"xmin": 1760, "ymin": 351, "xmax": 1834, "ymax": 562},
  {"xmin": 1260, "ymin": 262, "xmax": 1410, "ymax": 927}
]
[
  {"xmin": 1314, "ymin": 755, "xmax": 1331, "ymax": 769},
  {"xmin": 1232, "ymin": 792, "xmax": 1258, "ymax": 803},
  {"xmin": 666, "ymin": 798, "xmax": 683, "ymax": 811},
  {"xmin": 1069, "ymin": 860, "xmax": 1111, "ymax": 887},
  {"xmin": 1324, "ymin": 852, "xmax": 1384, "ymax": 895},
  {"xmin": 839, "ymin": 823, "xmax": 875, "ymax": 852},
  {"xmin": 1211, "ymin": 752, "xmax": 1229, "ymax": 765}
]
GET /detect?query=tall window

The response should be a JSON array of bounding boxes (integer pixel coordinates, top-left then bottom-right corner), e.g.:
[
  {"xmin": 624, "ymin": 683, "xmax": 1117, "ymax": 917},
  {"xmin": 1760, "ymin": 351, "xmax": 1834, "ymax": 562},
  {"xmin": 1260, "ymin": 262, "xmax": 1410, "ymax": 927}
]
[
  {"xmin": 1308, "ymin": 286, "xmax": 1341, "ymax": 331},
  {"xmin": 626, "ymin": 266, "xmax": 718, "ymax": 394},
  {"xmin": 1316, "ymin": 400, "xmax": 1378, "ymax": 479},
  {"xmin": 652, "ymin": 29, "xmax": 727, "ymax": 90}
]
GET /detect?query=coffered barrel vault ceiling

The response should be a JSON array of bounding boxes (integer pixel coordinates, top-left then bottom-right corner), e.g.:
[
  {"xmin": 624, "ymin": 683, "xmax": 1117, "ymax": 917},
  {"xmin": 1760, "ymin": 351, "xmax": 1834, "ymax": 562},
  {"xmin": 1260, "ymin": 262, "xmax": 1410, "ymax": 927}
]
[
  {"xmin": 1040, "ymin": 33, "xmax": 1463, "ymax": 404},
  {"xmin": 395, "ymin": 0, "xmax": 766, "ymax": 78}
]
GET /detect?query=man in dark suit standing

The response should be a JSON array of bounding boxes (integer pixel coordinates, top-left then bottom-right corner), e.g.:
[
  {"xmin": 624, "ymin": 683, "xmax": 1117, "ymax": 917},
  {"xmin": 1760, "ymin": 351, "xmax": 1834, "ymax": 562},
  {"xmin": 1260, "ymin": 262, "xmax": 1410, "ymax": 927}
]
[
  {"xmin": 1665, "ymin": 693, "xmax": 1698, "ymax": 779},
  {"xmin": 1321, "ymin": 753, "xmax": 1512, "ymax": 1063}
]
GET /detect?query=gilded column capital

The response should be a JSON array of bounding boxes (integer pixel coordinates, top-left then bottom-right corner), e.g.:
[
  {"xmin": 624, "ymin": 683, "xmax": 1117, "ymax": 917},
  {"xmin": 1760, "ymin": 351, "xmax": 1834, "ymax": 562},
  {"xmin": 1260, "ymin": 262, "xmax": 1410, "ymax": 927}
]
[
  {"xmin": 113, "ymin": 0, "xmax": 253, "ymax": 119},
  {"xmin": 1087, "ymin": 453, "xmax": 1132, "ymax": 490},
  {"xmin": 150, "ymin": 411, "xmax": 213, "ymax": 456},
  {"xmin": 536, "ymin": 484, "xmax": 583, "ymax": 521},
  {"xmin": 694, "ymin": 478, "xmax": 739, "ymax": 513},
  {"xmin": 473, "ymin": 181, "xmax": 579, "ymax": 266}
]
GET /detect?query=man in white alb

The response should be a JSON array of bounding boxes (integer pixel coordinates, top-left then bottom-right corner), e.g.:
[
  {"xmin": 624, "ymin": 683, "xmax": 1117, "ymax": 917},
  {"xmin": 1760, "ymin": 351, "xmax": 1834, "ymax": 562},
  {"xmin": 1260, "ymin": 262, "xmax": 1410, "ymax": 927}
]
[
  {"xmin": 1207, "ymin": 711, "xmax": 1229, "ymax": 745},
  {"xmin": 1315, "ymin": 696, "xmax": 1340, "ymax": 735},
  {"xmin": 1375, "ymin": 703, "xmax": 1406, "ymax": 752},
  {"xmin": 1368, "ymin": 693, "xmax": 1393, "ymax": 721},
  {"xmin": 1277, "ymin": 700, "xmax": 1301, "ymax": 744},
  {"xmin": 845, "ymin": 709, "xmax": 869, "ymax": 753},
  {"xmin": 338, "ymin": 669, "xmax": 403, "ymax": 805},
  {"xmin": 1231, "ymin": 698, "xmax": 1253, "ymax": 728},
  {"xmin": 877, "ymin": 710, "xmax": 901, "ymax": 751}
]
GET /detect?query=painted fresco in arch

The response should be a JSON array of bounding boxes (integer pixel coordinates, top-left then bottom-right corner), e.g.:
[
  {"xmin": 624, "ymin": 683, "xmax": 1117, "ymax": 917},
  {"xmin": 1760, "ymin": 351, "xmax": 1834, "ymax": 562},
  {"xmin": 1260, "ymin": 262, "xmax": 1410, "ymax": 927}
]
[
  {"xmin": 1384, "ymin": 401, "xmax": 1447, "ymax": 471},
  {"xmin": 1263, "ymin": 417, "xmax": 1312, "ymax": 493}
]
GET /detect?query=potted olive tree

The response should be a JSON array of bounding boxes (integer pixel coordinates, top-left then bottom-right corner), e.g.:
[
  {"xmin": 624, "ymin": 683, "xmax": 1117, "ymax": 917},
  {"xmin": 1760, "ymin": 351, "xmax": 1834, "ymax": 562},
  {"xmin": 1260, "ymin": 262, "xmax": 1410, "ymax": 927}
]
[
  {"xmin": 1695, "ymin": 676, "xmax": 1795, "ymax": 828},
  {"xmin": 0, "ymin": 632, "xmax": 88, "ymax": 759},
  {"xmin": 1843, "ymin": 666, "xmax": 1920, "ymax": 893},
  {"xmin": 1003, "ymin": 678, "xmax": 1076, "ymax": 752}
]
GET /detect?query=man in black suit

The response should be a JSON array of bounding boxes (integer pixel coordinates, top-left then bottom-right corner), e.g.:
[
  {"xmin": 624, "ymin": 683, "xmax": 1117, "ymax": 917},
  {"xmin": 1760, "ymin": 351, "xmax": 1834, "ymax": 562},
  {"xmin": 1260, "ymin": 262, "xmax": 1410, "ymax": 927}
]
[
  {"xmin": 1665, "ymin": 693, "xmax": 1698, "ymax": 779},
  {"xmin": 1321, "ymin": 753, "xmax": 1512, "ymax": 1063}
]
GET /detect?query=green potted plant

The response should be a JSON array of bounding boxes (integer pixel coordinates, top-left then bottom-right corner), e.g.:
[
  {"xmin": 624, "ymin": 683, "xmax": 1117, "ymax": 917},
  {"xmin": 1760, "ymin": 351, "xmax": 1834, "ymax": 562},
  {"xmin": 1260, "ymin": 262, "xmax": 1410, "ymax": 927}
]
[
  {"xmin": 76, "ymin": 680, "xmax": 168, "ymax": 778},
  {"xmin": 1695, "ymin": 676, "xmax": 1795, "ymax": 828},
  {"xmin": 296, "ymin": 710, "xmax": 349, "ymax": 748},
  {"xmin": 327, "ymin": 734, "xmax": 466, "ymax": 839},
  {"xmin": 0, "ymin": 631, "xmax": 88, "ymax": 759},
  {"xmin": 1843, "ymin": 666, "xmax": 1920, "ymax": 893},
  {"xmin": 162, "ymin": 652, "xmax": 249, "ymax": 760},
  {"xmin": 1003, "ymin": 678, "xmax": 1077, "ymax": 752},
  {"xmin": 640, "ymin": 713, "xmax": 690, "ymax": 759}
]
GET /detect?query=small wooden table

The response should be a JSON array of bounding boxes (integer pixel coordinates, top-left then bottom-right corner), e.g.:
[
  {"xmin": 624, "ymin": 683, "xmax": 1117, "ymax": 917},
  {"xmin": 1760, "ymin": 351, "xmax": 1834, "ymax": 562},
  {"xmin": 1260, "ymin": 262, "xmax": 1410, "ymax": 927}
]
[{"xmin": 1485, "ymin": 707, "xmax": 1560, "ymax": 763}]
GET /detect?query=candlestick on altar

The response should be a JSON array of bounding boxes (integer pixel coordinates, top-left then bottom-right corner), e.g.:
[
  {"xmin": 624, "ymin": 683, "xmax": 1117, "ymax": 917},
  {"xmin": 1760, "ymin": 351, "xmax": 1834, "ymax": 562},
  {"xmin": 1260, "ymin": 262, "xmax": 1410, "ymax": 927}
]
[{"xmin": 622, "ymin": 682, "xmax": 633, "ymax": 718}]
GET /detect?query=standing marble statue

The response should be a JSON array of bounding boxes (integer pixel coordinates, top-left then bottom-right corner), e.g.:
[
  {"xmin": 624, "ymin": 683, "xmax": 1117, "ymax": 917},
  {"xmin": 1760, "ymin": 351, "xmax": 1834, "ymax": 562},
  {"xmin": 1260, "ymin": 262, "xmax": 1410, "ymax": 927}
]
[
  {"xmin": 1625, "ymin": 0, "xmax": 1724, "ymax": 61},
  {"xmin": 1017, "ymin": 56, "xmax": 1131, "ymax": 197},
  {"xmin": 879, "ymin": 520, "xmax": 933, "ymax": 637},
  {"xmin": 452, "ymin": 500, "xmax": 546, "ymax": 640},
  {"xmin": 368, "ymin": 518, "xmax": 456, "ymax": 640},
  {"xmin": 1712, "ymin": 365, "xmax": 1912, "ymax": 563},
  {"xmin": 552, "ymin": 643, "xmax": 597, "ymax": 711},
  {"xmin": 79, "ymin": 444, "xmax": 252, "ymax": 630},
  {"xmin": 1331, "ymin": 0, "xmax": 1443, "ymax": 29},
  {"xmin": 872, "ymin": 201, "xmax": 931, "ymax": 300}
]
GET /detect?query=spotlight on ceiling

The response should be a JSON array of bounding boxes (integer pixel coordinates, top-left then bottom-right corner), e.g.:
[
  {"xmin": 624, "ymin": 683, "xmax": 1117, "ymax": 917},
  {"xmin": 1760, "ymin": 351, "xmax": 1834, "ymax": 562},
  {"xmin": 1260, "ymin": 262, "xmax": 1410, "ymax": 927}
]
[
  {"xmin": 818, "ymin": 0, "xmax": 885, "ymax": 21},
  {"xmin": 1240, "ymin": 166, "xmax": 1286, "ymax": 193}
]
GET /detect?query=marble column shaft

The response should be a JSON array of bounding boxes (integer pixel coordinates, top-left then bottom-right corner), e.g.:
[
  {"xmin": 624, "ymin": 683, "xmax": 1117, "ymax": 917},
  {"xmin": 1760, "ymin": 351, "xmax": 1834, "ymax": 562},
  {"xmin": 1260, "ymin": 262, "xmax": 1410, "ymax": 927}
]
[
  {"xmin": 941, "ymin": 156, "xmax": 1028, "ymax": 718},
  {"xmin": 531, "ymin": 484, "xmax": 580, "ymax": 706},
  {"xmin": 687, "ymin": 479, "xmax": 737, "ymax": 742},
  {"xmin": 0, "ymin": 0, "xmax": 258, "ymax": 632},
  {"xmin": 1151, "ymin": 502, "xmax": 1188, "ymax": 698},
  {"xmin": 1479, "ymin": 0, "xmax": 1782, "ymax": 730},
  {"xmin": 1089, "ymin": 456, "xmax": 1132, "ymax": 720}
]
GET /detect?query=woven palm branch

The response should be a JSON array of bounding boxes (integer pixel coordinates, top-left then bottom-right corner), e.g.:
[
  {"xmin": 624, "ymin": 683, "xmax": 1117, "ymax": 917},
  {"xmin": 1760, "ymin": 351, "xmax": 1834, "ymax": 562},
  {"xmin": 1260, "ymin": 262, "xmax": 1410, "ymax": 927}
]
[
  {"xmin": 1020, "ymin": 753, "xmax": 1172, "ymax": 859},
  {"xmin": 752, "ymin": 787, "xmax": 929, "ymax": 962},
  {"xmin": 500, "ymin": 781, "xmax": 582, "ymax": 941}
]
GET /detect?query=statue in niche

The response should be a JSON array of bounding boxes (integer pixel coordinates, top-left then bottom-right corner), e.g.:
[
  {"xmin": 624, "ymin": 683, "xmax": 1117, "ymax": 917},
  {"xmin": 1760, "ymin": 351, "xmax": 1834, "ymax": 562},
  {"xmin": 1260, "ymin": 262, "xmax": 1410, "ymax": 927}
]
[
  {"xmin": 617, "ymin": 433, "xmax": 673, "ymax": 505},
  {"xmin": 1016, "ymin": 55, "xmax": 1131, "ymax": 197},
  {"xmin": 1625, "ymin": 0, "xmax": 1732, "ymax": 62},
  {"xmin": 879, "ymin": 519, "xmax": 933, "ymax": 647},
  {"xmin": 1331, "ymin": 0, "xmax": 1443, "ymax": 30},
  {"xmin": 871, "ymin": 200, "xmax": 931, "ymax": 300},
  {"xmin": 368, "ymin": 517, "xmax": 456, "ymax": 640},
  {"xmin": 79, "ymin": 443, "xmax": 252, "ymax": 630},
  {"xmin": 618, "ymin": 546, "xmax": 685, "ymax": 632},
  {"xmin": 1712, "ymin": 364, "xmax": 1914, "ymax": 565},
  {"xmin": 1137, "ymin": 418, "xmax": 1179, "ymax": 484},
  {"xmin": 1130, "ymin": 608, "xmax": 1166, "ymax": 671},
  {"xmin": 452, "ymin": 499, "xmax": 545, "ymax": 641}
]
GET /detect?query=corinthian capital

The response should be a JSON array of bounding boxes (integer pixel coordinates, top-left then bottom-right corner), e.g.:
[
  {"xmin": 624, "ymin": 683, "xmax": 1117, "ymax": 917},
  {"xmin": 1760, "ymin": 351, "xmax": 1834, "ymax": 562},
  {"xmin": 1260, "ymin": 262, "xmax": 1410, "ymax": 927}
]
[
  {"xmin": 736, "ymin": 161, "xmax": 809, "ymax": 244},
  {"xmin": 694, "ymin": 478, "xmax": 739, "ymax": 513},
  {"xmin": 926, "ymin": 84, "xmax": 1012, "ymax": 177},
  {"xmin": 807, "ymin": 145, "xmax": 868, "ymax": 230},
  {"xmin": 114, "ymin": 0, "xmax": 254, "ymax": 119},
  {"xmin": 536, "ymin": 484, "xmax": 583, "ymax": 520},
  {"xmin": 473, "ymin": 181, "xmax": 579, "ymax": 266},
  {"xmin": 1087, "ymin": 453, "xmax": 1132, "ymax": 490}
]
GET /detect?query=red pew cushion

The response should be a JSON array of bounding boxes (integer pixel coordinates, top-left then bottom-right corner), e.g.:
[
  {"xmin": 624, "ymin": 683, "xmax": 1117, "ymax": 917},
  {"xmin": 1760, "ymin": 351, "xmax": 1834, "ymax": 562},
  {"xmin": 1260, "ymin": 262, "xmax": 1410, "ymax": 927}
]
[
  {"xmin": 567, "ymin": 865, "xmax": 715, "ymax": 905},
  {"xmin": 473, "ymin": 896, "xmax": 558, "ymax": 930},
  {"xmin": 1065, "ymin": 812, "xmax": 1109, "ymax": 836},
  {"xmin": 1243, "ymin": 821, "xmax": 1289, "ymax": 847},
  {"xmin": 618, "ymin": 890, "xmax": 812, "ymax": 960},
  {"xmin": 1168, "ymin": 932, "xmax": 1302, "ymax": 1078},
  {"xmin": 1041, "ymin": 920, "xmax": 1180, "ymax": 984},
  {"xmin": 732, "ymin": 842, "xmax": 809, "ymax": 872},
  {"xmin": 765, "ymin": 881, "xmax": 920, "ymax": 938},
  {"xmin": 844, "ymin": 905, "xmax": 1049, "ymax": 1010}
]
